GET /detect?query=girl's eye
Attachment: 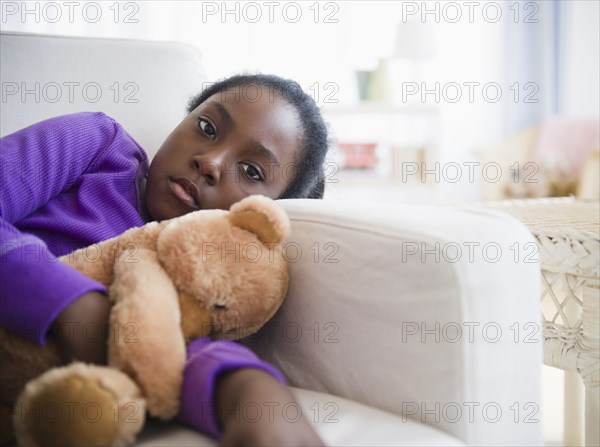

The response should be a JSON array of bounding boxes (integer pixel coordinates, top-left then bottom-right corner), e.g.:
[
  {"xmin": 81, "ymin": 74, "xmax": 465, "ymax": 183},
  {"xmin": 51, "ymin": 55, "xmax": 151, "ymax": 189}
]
[
  {"xmin": 240, "ymin": 162, "xmax": 264, "ymax": 181},
  {"xmin": 198, "ymin": 118, "xmax": 216, "ymax": 139}
]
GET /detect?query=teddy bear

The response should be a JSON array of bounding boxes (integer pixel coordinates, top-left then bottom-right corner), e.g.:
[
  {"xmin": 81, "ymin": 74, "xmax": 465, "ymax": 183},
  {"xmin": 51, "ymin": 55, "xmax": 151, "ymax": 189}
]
[{"xmin": 0, "ymin": 194, "xmax": 291, "ymax": 447}]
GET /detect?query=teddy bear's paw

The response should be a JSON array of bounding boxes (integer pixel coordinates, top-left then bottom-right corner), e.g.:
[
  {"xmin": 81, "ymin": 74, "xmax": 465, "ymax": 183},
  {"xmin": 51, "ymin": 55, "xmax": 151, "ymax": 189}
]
[{"xmin": 13, "ymin": 363, "xmax": 146, "ymax": 447}]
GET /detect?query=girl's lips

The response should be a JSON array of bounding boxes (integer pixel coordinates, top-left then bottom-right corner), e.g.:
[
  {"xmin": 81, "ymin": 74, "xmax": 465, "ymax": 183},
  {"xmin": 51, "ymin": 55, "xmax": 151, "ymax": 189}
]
[{"xmin": 169, "ymin": 177, "xmax": 201, "ymax": 209}]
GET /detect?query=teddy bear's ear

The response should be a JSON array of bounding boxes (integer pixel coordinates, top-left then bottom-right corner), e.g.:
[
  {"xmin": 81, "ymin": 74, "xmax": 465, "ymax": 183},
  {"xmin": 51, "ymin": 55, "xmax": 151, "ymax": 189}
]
[{"xmin": 228, "ymin": 195, "xmax": 290, "ymax": 244}]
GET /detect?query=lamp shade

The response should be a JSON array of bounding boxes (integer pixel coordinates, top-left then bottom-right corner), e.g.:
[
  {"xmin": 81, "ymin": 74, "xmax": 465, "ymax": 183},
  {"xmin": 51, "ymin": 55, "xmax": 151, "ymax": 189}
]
[{"xmin": 393, "ymin": 20, "xmax": 437, "ymax": 60}]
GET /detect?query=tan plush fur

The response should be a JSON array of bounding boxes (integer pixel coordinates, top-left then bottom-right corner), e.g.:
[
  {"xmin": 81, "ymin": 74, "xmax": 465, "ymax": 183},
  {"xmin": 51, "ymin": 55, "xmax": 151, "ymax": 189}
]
[
  {"xmin": 108, "ymin": 247, "xmax": 185, "ymax": 419},
  {"xmin": 1, "ymin": 195, "xmax": 290, "ymax": 446},
  {"xmin": 14, "ymin": 363, "xmax": 145, "ymax": 447}
]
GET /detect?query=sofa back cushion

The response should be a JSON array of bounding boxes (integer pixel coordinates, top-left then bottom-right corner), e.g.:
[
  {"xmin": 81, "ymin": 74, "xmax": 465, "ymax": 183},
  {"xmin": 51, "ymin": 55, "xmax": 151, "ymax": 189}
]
[{"xmin": 0, "ymin": 31, "xmax": 208, "ymax": 159}]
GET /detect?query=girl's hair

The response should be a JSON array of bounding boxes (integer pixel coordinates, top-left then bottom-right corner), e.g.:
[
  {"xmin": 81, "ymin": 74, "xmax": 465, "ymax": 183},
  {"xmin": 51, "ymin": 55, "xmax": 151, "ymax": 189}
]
[{"xmin": 186, "ymin": 74, "xmax": 329, "ymax": 199}]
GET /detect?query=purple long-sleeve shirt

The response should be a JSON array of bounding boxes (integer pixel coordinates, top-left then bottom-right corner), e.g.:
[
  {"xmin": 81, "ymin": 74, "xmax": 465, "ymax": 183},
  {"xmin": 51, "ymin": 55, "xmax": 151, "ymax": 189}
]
[{"xmin": 0, "ymin": 112, "xmax": 284, "ymax": 437}]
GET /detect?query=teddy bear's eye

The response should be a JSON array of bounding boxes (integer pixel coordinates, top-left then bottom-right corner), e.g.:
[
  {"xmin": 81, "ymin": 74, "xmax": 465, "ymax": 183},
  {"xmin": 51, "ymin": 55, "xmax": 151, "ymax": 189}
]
[{"xmin": 213, "ymin": 303, "xmax": 226, "ymax": 310}]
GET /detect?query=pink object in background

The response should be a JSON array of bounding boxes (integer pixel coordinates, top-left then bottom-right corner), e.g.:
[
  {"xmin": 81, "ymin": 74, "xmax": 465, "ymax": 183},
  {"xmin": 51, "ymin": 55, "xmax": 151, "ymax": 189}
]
[
  {"xmin": 338, "ymin": 142, "xmax": 378, "ymax": 169},
  {"xmin": 532, "ymin": 117, "xmax": 600, "ymax": 175}
]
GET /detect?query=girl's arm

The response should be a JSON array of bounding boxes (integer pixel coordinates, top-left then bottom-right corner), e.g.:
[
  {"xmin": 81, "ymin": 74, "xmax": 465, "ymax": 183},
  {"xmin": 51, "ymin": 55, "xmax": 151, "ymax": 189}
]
[
  {"xmin": 0, "ymin": 218, "xmax": 108, "ymax": 350},
  {"xmin": 0, "ymin": 112, "xmax": 130, "ymax": 348},
  {"xmin": 0, "ymin": 112, "xmax": 123, "ymax": 223},
  {"xmin": 48, "ymin": 291, "xmax": 111, "ymax": 364},
  {"xmin": 177, "ymin": 338, "xmax": 323, "ymax": 444},
  {"xmin": 216, "ymin": 369, "xmax": 324, "ymax": 446}
]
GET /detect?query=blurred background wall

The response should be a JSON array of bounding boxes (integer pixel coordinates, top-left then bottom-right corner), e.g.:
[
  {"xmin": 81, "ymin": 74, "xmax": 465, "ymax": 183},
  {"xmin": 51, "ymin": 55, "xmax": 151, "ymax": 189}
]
[{"xmin": 1, "ymin": 0, "xmax": 598, "ymax": 203}]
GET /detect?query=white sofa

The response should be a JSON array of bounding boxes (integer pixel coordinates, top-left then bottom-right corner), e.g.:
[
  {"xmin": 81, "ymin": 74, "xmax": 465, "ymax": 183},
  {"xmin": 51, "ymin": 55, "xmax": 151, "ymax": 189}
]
[{"xmin": 0, "ymin": 32, "xmax": 543, "ymax": 446}]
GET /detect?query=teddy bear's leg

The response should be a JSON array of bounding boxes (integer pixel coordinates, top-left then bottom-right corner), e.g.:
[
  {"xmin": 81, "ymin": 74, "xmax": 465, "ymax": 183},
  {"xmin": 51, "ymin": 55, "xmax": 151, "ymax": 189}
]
[{"xmin": 13, "ymin": 363, "xmax": 146, "ymax": 447}]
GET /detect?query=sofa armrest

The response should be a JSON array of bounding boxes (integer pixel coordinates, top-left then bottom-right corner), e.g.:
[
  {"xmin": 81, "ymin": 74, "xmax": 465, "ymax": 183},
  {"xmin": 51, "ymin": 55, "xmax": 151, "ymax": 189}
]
[{"xmin": 243, "ymin": 199, "xmax": 543, "ymax": 446}]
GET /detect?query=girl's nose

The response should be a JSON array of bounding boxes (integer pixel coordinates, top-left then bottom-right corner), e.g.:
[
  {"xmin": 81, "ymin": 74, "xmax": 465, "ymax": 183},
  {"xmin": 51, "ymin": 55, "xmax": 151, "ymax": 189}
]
[{"xmin": 192, "ymin": 155, "xmax": 222, "ymax": 186}]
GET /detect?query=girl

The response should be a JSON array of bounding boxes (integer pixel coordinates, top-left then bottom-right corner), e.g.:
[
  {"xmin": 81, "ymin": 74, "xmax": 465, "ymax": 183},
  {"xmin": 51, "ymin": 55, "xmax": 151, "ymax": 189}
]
[{"xmin": 0, "ymin": 74, "xmax": 329, "ymax": 445}]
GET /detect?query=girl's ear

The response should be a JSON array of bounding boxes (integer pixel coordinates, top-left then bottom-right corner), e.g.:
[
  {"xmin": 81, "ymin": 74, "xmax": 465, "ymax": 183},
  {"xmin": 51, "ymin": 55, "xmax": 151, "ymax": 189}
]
[{"xmin": 228, "ymin": 195, "xmax": 290, "ymax": 244}]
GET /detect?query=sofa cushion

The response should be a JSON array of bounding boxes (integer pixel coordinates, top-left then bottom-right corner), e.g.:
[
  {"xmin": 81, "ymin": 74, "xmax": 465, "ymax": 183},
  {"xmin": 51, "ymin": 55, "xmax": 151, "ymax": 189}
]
[
  {"xmin": 0, "ymin": 31, "xmax": 207, "ymax": 159},
  {"xmin": 136, "ymin": 387, "xmax": 464, "ymax": 446}
]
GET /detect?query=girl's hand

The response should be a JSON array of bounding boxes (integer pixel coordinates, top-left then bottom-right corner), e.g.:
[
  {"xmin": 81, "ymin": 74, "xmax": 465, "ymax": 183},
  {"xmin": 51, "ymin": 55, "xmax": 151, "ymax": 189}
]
[
  {"xmin": 216, "ymin": 368, "xmax": 325, "ymax": 447},
  {"xmin": 49, "ymin": 291, "xmax": 110, "ymax": 365}
]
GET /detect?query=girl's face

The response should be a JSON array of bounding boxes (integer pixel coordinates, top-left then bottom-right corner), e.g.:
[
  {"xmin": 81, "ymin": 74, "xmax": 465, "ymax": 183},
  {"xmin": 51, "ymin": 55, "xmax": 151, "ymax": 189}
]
[{"xmin": 144, "ymin": 88, "xmax": 301, "ymax": 221}]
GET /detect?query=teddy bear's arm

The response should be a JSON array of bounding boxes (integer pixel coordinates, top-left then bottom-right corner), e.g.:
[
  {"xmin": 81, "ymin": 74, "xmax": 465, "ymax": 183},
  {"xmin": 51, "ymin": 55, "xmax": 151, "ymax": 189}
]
[
  {"xmin": 59, "ymin": 221, "xmax": 164, "ymax": 286},
  {"xmin": 108, "ymin": 247, "xmax": 186, "ymax": 420}
]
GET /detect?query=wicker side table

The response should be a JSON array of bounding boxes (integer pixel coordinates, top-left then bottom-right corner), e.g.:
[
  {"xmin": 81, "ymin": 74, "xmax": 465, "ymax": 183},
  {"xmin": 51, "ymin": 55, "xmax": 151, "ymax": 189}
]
[{"xmin": 476, "ymin": 197, "xmax": 599, "ymax": 446}]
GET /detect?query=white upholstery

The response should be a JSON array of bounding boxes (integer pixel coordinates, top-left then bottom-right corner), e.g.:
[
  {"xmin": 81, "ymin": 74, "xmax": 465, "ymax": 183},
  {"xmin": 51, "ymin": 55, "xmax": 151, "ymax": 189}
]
[
  {"xmin": 243, "ymin": 199, "xmax": 543, "ymax": 445},
  {"xmin": 1, "ymin": 31, "xmax": 544, "ymax": 446},
  {"xmin": 137, "ymin": 387, "xmax": 465, "ymax": 446},
  {"xmin": 0, "ymin": 31, "xmax": 207, "ymax": 155}
]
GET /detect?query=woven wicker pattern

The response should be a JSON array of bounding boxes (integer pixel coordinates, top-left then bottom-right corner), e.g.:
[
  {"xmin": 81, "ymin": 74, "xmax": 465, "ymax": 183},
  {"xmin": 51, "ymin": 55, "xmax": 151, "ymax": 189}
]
[{"xmin": 471, "ymin": 197, "xmax": 599, "ymax": 389}]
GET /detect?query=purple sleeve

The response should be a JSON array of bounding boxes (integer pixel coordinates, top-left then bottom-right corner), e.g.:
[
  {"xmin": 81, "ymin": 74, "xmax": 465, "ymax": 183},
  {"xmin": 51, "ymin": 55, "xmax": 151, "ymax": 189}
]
[
  {"xmin": 0, "ymin": 219, "xmax": 107, "ymax": 344},
  {"xmin": 177, "ymin": 337, "xmax": 287, "ymax": 438},
  {"xmin": 0, "ymin": 112, "xmax": 118, "ymax": 344}
]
